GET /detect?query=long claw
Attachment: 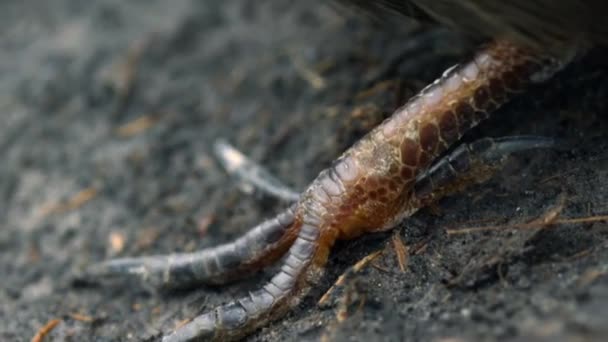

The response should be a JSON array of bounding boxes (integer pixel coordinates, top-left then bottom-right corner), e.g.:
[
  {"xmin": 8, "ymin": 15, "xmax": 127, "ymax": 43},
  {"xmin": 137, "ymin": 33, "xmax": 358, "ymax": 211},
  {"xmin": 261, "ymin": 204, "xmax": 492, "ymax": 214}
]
[
  {"xmin": 214, "ymin": 139, "xmax": 300, "ymax": 202},
  {"xmin": 414, "ymin": 135, "xmax": 560, "ymax": 202}
]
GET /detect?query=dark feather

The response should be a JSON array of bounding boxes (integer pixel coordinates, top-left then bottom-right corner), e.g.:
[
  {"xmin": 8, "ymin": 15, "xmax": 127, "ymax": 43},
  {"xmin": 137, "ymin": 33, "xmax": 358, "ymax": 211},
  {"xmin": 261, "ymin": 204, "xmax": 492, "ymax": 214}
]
[{"xmin": 338, "ymin": 0, "xmax": 608, "ymax": 53}]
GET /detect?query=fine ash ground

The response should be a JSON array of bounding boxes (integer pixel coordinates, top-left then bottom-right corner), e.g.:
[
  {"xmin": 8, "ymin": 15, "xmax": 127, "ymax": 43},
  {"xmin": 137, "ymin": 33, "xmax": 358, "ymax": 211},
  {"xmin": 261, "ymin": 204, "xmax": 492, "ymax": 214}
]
[{"xmin": 1, "ymin": 1, "xmax": 607, "ymax": 341}]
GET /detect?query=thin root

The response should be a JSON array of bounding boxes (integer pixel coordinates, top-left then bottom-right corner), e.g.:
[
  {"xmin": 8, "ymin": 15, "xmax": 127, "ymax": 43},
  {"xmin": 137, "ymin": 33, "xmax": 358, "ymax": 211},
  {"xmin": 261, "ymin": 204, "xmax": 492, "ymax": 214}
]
[
  {"xmin": 31, "ymin": 319, "xmax": 61, "ymax": 342},
  {"xmin": 318, "ymin": 250, "xmax": 382, "ymax": 307},
  {"xmin": 446, "ymin": 214, "xmax": 608, "ymax": 235},
  {"xmin": 391, "ymin": 232, "xmax": 409, "ymax": 273}
]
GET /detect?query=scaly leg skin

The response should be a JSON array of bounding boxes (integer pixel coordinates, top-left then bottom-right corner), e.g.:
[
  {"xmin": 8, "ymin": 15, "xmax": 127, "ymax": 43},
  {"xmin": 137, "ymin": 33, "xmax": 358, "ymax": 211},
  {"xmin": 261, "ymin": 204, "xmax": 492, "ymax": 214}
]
[
  {"xmin": 84, "ymin": 135, "xmax": 556, "ymax": 293},
  {"xmin": 88, "ymin": 39, "xmax": 562, "ymax": 341},
  {"xmin": 159, "ymin": 40, "xmax": 561, "ymax": 341},
  {"xmin": 84, "ymin": 205, "xmax": 298, "ymax": 290},
  {"xmin": 315, "ymin": 135, "xmax": 558, "ymax": 310}
]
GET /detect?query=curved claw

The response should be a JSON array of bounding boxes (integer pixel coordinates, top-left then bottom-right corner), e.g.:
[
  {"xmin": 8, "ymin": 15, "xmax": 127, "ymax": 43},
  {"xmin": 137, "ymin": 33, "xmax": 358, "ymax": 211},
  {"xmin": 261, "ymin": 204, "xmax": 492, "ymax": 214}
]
[
  {"xmin": 470, "ymin": 135, "xmax": 559, "ymax": 162},
  {"xmin": 214, "ymin": 139, "xmax": 301, "ymax": 202},
  {"xmin": 414, "ymin": 135, "xmax": 560, "ymax": 202}
]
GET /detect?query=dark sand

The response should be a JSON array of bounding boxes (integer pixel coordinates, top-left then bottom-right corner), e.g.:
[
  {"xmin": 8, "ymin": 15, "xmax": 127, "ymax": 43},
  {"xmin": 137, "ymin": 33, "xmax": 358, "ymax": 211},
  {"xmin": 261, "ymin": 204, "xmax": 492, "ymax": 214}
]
[{"xmin": 1, "ymin": 1, "xmax": 607, "ymax": 341}]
